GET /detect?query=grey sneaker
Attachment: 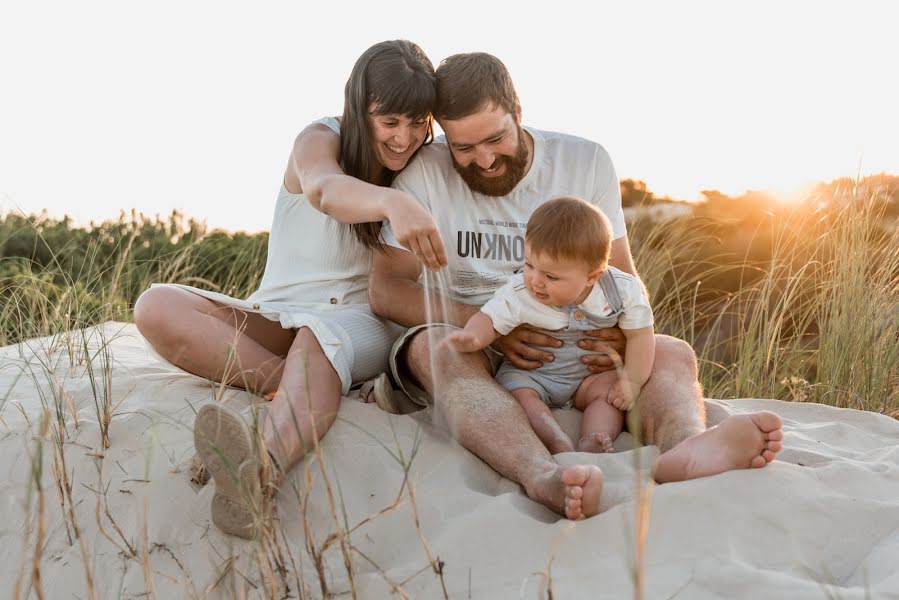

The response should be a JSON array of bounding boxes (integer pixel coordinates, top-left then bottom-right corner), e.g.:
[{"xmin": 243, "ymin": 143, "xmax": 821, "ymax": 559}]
[
  {"xmin": 359, "ymin": 372, "xmax": 402, "ymax": 414},
  {"xmin": 193, "ymin": 403, "xmax": 271, "ymax": 539}
]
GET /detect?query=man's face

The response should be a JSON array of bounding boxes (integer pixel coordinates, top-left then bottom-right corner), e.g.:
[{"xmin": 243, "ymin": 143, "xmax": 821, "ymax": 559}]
[{"xmin": 441, "ymin": 105, "xmax": 530, "ymax": 196}]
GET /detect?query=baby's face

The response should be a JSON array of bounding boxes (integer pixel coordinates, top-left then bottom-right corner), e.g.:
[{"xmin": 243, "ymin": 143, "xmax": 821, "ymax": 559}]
[{"xmin": 523, "ymin": 246, "xmax": 602, "ymax": 307}]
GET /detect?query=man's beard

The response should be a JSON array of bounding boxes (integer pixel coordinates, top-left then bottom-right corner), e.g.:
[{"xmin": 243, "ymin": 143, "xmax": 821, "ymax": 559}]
[{"xmin": 451, "ymin": 128, "xmax": 529, "ymax": 197}]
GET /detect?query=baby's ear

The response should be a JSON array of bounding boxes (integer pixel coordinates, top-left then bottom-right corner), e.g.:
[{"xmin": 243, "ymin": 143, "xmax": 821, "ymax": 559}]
[{"xmin": 586, "ymin": 264, "xmax": 606, "ymax": 285}]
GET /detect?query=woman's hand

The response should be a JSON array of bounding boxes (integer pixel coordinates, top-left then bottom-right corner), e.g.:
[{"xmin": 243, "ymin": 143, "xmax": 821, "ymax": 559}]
[
  {"xmin": 578, "ymin": 327, "xmax": 627, "ymax": 374},
  {"xmin": 385, "ymin": 192, "xmax": 447, "ymax": 271},
  {"xmin": 491, "ymin": 325, "xmax": 562, "ymax": 370}
]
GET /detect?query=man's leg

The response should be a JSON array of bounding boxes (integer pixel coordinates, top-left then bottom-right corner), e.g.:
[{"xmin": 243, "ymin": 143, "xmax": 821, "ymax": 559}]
[
  {"xmin": 636, "ymin": 336, "xmax": 784, "ymax": 483},
  {"xmin": 632, "ymin": 336, "xmax": 705, "ymax": 451},
  {"xmin": 400, "ymin": 327, "xmax": 603, "ymax": 520}
]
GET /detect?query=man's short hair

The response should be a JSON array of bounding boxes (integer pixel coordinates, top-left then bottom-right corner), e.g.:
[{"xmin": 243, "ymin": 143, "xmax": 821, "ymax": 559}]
[
  {"xmin": 526, "ymin": 197, "xmax": 613, "ymax": 270},
  {"xmin": 435, "ymin": 52, "xmax": 519, "ymax": 120}
]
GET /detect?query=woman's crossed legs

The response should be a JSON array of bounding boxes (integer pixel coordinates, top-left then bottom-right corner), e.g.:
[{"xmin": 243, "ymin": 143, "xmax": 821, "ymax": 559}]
[{"xmin": 134, "ymin": 286, "xmax": 342, "ymax": 537}]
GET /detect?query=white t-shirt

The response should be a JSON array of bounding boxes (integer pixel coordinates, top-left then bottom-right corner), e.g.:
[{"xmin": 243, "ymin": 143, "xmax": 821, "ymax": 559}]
[
  {"xmin": 382, "ymin": 127, "xmax": 625, "ymax": 306},
  {"xmin": 481, "ymin": 269, "xmax": 654, "ymax": 335}
]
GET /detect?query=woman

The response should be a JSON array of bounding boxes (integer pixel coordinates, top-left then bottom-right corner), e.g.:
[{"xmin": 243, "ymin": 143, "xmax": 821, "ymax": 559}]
[{"xmin": 133, "ymin": 40, "xmax": 445, "ymax": 538}]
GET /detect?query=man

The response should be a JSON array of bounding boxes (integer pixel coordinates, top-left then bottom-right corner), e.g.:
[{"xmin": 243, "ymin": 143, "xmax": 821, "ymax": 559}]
[{"xmin": 369, "ymin": 53, "xmax": 783, "ymax": 519}]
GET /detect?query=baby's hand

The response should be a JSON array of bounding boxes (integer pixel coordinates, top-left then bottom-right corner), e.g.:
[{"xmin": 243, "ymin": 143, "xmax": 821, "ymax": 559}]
[
  {"xmin": 443, "ymin": 331, "xmax": 483, "ymax": 353},
  {"xmin": 607, "ymin": 380, "xmax": 641, "ymax": 411}
]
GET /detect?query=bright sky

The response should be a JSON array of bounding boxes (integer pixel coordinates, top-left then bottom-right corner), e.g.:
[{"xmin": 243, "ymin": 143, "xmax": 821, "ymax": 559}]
[{"xmin": 2, "ymin": 1, "xmax": 896, "ymax": 233}]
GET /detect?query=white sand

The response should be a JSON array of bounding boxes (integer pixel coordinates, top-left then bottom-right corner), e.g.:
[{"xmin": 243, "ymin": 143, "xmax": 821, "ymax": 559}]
[{"xmin": 1, "ymin": 322, "xmax": 897, "ymax": 599}]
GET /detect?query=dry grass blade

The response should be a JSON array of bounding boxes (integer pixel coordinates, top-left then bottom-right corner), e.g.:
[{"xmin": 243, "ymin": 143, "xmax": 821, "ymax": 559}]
[
  {"xmin": 140, "ymin": 494, "xmax": 156, "ymax": 600},
  {"xmin": 404, "ymin": 480, "xmax": 448, "ymax": 598},
  {"xmin": 13, "ymin": 411, "xmax": 49, "ymax": 600},
  {"xmin": 80, "ymin": 327, "xmax": 121, "ymax": 450},
  {"xmin": 85, "ymin": 459, "xmax": 138, "ymax": 558},
  {"xmin": 290, "ymin": 354, "xmax": 358, "ymax": 597},
  {"xmin": 31, "ymin": 411, "xmax": 50, "ymax": 600}
]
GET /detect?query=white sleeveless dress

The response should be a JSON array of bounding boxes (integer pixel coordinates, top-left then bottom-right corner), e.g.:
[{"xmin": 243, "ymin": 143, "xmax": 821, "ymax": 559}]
[{"xmin": 152, "ymin": 117, "xmax": 403, "ymax": 394}]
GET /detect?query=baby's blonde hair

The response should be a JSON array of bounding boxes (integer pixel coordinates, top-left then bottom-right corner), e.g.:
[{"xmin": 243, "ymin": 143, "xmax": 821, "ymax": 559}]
[{"xmin": 525, "ymin": 196, "xmax": 613, "ymax": 270}]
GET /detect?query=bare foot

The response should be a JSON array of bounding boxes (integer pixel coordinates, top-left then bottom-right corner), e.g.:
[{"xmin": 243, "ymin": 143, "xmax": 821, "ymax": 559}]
[
  {"xmin": 561, "ymin": 465, "xmax": 604, "ymax": 520},
  {"xmin": 524, "ymin": 464, "xmax": 604, "ymax": 520},
  {"xmin": 654, "ymin": 411, "xmax": 784, "ymax": 483},
  {"xmin": 577, "ymin": 432, "xmax": 615, "ymax": 453}
]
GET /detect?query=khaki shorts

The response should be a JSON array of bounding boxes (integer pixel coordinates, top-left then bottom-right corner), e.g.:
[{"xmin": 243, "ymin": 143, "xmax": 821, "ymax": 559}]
[{"xmin": 388, "ymin": 323, "xmax": 505, "ymax": 406}]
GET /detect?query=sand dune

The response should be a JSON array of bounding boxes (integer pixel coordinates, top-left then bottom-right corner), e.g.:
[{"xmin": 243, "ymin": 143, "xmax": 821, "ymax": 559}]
[{"xmin": 1, "ymin": 322, "xmax": 897, "ymax": 599}]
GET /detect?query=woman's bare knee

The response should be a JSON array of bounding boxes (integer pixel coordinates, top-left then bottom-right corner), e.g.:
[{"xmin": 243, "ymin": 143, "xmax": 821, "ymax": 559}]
[
  {"xmin": 133, "ymin": 286, "xmax": 163, "ymax": 336},
  {"xmin": 133, "ymin": 286, "xmax": 192, "ymax": 344}
]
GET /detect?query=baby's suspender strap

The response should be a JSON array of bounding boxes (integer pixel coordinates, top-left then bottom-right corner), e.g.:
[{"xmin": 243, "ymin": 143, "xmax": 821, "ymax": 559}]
[{"xmin": 598, "ymin": 270, "xmax": 624, "ymax": 313}]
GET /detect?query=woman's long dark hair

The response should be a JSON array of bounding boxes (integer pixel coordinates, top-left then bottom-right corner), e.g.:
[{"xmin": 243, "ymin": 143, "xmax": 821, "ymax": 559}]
[{"xmin": 340, "ymin": 40, "xmax": 436, "ymax": 249}]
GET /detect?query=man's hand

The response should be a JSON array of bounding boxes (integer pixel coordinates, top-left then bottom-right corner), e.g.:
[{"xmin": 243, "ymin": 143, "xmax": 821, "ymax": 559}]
[
  {"xmin": 385, "ymin": 192, "xmax": 447, "ymax": 271},
  {"xmin": 578, "ymin": 326, "xmax": 627, "ymax": 374},
  {"xmin": 607, "ymin": 378, "xmax": 641, "ymax": 411},
  {"xmin": 491, "ymin": 325, "xmax": 562, "ymax": 370}
]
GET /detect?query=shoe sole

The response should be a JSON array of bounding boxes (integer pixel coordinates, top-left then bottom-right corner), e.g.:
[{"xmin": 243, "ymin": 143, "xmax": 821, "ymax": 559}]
[
  {"xmin": 371, "ymin": 373, "xmax": 402, "ymax": 414},
  {"xmin": 193, "ymin": 403, "xmax": 261, "ymax": 539}
]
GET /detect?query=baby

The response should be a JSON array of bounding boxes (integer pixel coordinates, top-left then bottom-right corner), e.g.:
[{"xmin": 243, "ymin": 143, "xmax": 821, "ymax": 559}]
[{"xmin": 445, "ymin": 196, "xmax": 655, "ymax": 454}]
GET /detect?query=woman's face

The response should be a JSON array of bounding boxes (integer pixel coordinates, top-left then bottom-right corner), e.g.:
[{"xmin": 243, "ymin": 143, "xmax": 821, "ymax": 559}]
[{"xmin": 368, "ymin": 103, "xmax": 430, "ymax": 172}]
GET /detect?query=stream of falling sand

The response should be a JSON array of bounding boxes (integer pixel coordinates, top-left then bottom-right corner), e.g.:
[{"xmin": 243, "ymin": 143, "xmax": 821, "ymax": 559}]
[
  {"xmin": 421, "ymin": 266, "xmax": 454, "ymax": 408},
  {"xmin": 419, "ymin": 267, "xmax": 521, "ymax": 438}
]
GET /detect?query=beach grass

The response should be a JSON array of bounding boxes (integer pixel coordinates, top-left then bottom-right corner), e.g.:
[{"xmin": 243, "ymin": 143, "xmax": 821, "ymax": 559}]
[
  {"xmin": 627, "ymin": 188, "xmax": 898, "ymax": 414},
  {"xmin": 5, "ymin": 187, "xmax": 894, "ymax": 411}
]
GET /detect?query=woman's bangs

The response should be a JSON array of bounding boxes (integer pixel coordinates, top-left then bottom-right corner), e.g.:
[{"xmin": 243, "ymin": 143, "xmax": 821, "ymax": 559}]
[{"xmin": 370, "ymin": 74, "xmax": 435, "ymax": 121}]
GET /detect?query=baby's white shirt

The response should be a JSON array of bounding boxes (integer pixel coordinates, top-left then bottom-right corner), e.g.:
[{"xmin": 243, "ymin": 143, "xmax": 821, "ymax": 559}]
[{"xmin": 481, "ymin": 267, "xmax": 654, "ymax": 335}]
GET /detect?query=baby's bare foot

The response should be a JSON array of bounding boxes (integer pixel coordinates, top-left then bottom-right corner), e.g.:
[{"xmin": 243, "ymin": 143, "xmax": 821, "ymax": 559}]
[
  {"xmin": 654, "ymin": 411, "xmax": 783, "ymax": 483},
  {"xmin": 561, "ymin": 465, "xmax": 604, "ymax": 520},
  {"xmin": 577, "ymin": 432, "xmax": 615, "ymax": 453}
]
